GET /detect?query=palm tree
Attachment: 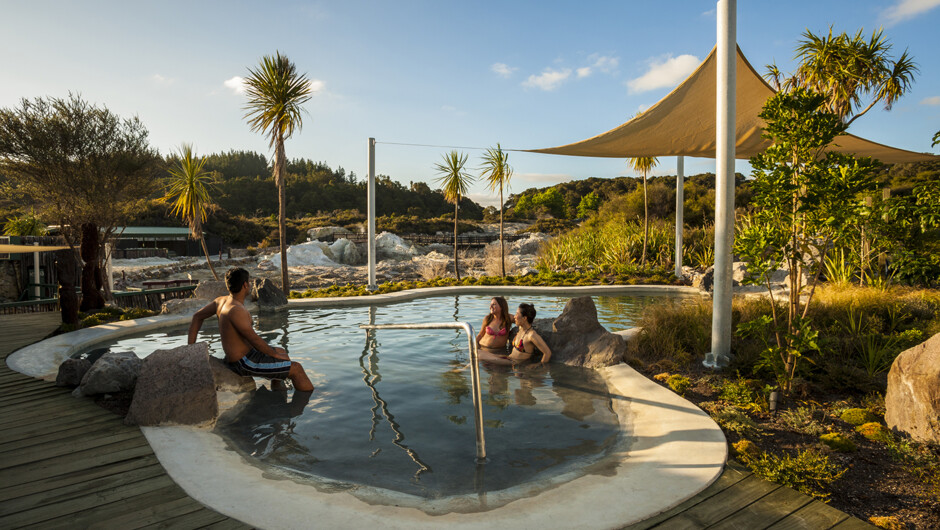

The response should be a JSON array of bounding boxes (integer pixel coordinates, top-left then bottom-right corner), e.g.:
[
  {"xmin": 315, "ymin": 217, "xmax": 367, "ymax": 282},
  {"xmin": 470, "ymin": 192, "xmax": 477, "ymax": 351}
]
[
  {"xmin": 628, "ymin": 156, "xmax": 659, "ymax": 267},
  {"xmin": 479, "ymin": 143, "xmax": 512, "ymax": 277},
  {"xmin": 434, "ymin": 151, "xmax": 474, "ymax": 280},
  {"xmin": 243, "ymin": 51, "xmax": 313, "ymax": 294},
  {"xmin": 162, "ymin": 144, "xmax": 220, "ymax": 280},
  {"xmin": 767, "ymin": 27, "xmax": 917, "ymax": 126}
]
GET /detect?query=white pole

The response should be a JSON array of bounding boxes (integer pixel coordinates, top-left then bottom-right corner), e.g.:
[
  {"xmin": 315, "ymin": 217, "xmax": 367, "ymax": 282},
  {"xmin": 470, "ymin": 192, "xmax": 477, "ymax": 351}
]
[
  {"xmin": 705, "ymin": 0, "xmax": 736, "ymax": 369},
  {"xmin": 675, "ymin": 156, "xmax": 685, "ymax": 278},
  {"xmin": 367, "ymin": 138, "xmax": 377, "ymax": 290},
  {"xmin": 106, "ymin": 242, "xmax": 114, "ymax": 292},
  {"xmin": 33, "ymin": 242, "xmax": 40, "ymax": 299}
]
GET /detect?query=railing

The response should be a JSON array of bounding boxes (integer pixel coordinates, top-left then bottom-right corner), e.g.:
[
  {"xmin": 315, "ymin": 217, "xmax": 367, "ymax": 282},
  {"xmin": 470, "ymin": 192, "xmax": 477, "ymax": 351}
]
[
  {"xmin": 359, "ymin": 321, "xmax": 487, "ymax": 462},
  {"xmin": 321, "ymin": 232, "xmax": 529, "ymax": 247},
  {"xmin": 0, "ymin": 285, "xmax": 196, "ymax": 315}
]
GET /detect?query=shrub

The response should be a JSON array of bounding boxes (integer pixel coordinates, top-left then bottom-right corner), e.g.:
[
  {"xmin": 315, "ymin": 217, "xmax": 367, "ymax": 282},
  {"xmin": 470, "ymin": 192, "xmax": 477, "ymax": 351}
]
[
  {"xmin": 719, "ymin": 376, "xmax": 765, "ymax": 412},
  {"xmin": 712, "ymin": 407, "xmax": 762, "ymax": 438},
  {"xmin": 856, "ymin": 422, "xmax": 892, "ymax": 443},
  {"xmin": 625, "ymin": 299, "xmax": 711, "ymax": 366},
  {"xmin": 746, "ymin": 449, "xmax": 847, "ymax": 501},
  {"xmin": 840, "ymin": 408, "xmax": 879, "ymax": 426},
  {"xmin": 666, "ymin": 374, "xmax": 692, "ymax": 396},
  {"xmin": 653, "ymin": 372, "xmax": 671, "ymax": 382},
  {"xmin": 779, "ymin": 406, "xmax": 827, "ymax": 436},
  {"xmin": 732, "ymin": 439, "xmax": 762, "ymax": 462},
  {"xmin": 81, "ymin": 314, "xmax": 105, "ymax": 328},
  {"xmin": 120, "ymin": 307, "xmax": 156, "ymax": 321},
  {"xmin": 819, "ymin": 433, "xmax": 857, "ymax": 452},
  {"xmin": 868, "ymin": 516, "xmax": 905, "ymax": 530}
]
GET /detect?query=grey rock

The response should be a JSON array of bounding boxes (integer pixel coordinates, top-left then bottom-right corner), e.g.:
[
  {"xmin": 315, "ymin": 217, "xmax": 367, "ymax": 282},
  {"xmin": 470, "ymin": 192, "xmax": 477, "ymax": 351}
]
[
  {"xmin": 732, "ymin": 261, "xmax": 748, "ymax": 285},
  {"xmin": 194, "ymin": 280, "xmax": 230, "ymax": 300},
  {"xmin": 693, "ymin": 266, "xmax": 714, "ymax": 291},
  {"xmin": 209, "ymin": 356, "xmax": 256, "ymax": 393},
  {"xmin": 308, "ymin": 226, "xmax": 352, "ymax": 241},
  {"xmin": 252, "ymin": 278, "xmax": 288, "ymax": 311},
  {"xmin": 528, "ymin": 297, "xmax": 626, "ymax": 369},
  {"xmin": 79, "ymin": 351, "xmax": 143, "ymax": 396},
  {"xmin": 161, "ymin": 298, "xmax": 209, "ymax": 315},
  {"xmin": 885, "ymin": 332, "xmax": 940, "ymax": 443},
  {"xmin": 125, "ymin": 343, "xmax": 219, "ymax": 427},
  {"xmin": 56, "ymin": 358, "xmax": 91, "ymax": 387}
]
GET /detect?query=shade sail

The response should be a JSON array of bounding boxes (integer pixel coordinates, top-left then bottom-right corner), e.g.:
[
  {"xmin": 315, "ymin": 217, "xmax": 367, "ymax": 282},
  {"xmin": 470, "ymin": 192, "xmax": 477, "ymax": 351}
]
[
  {"xmin": 528, "ymin": 46, "xmax": 937, "ymax": 164},
  {"xmin": 0, "ymin": 244, "xmax": 70, "ymax": 253}
]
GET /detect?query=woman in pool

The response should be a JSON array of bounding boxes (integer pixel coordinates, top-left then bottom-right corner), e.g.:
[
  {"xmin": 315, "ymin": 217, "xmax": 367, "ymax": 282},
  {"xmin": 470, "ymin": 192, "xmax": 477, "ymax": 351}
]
[
  {"xmin": 476, "ymin": 297, "xmax": 514, "ymax": 364},
  {"xmin": 508, "ymin": 303, "xmax": 552, "ymax": 365}
]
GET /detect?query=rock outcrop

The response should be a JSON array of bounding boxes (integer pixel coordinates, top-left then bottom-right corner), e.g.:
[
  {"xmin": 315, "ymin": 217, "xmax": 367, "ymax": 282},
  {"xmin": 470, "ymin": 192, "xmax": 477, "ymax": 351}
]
[
  {"xmin": 75, "ymin": 351, "xmax": 142, "ymax": 397},
  {"xmin": 308, "ymin": 226, "xmax": 352, "ymax": 241},
  {"xmin": 529, "ymin": 296, "xmax": 626, "ymax": 369},
  {"xmin": 885, "ymin": 332, "xmax": 940, "ymax": 443},
  {"xmin": 252, "ymin": 278, "xmax": 288, "ymax": 311},
  {"xmin": 193, "ymin": 280, "xmax": 230, "ymax": 300},
  {"xmin": 125, "ymin": 343, "xmax": 252, "ymax": 426},
  {"xmin": 56, "ymin": 358, "xmax": 91, "ymax": 387}
]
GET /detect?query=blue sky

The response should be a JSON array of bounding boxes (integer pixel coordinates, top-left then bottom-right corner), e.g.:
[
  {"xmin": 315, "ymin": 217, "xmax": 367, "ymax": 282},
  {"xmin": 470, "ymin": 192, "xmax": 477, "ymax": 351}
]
[{"xmin": 2, "ymin": 1, "xmax": 938, "ymax": 207}]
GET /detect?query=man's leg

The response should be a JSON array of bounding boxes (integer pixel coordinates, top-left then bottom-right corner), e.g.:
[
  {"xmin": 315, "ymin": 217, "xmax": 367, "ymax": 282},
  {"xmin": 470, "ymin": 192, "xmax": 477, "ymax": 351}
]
[{"xmin": 289, "ymin": 361, "xmax": 314, "ymax": 391}]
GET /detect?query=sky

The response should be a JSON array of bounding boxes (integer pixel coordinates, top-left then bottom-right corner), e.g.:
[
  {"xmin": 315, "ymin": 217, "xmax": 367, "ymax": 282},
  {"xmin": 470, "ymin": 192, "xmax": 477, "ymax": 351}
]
[{"xmin": 2, "ymin": 0, "xmax": 939, "ymax": 207}]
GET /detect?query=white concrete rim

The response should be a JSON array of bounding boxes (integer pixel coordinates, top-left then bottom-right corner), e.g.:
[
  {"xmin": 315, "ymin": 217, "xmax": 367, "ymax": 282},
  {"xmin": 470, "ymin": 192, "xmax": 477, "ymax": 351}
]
[{"xmin": 7, "ymin": 284, "xmax": 725, "ymax": 529}]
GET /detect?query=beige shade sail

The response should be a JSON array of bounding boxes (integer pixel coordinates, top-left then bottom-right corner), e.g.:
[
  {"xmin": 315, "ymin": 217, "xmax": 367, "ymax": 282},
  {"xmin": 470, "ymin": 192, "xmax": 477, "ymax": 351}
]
[
  {"xmin": 528, "ymin": 46, "xmax": 937, "ymax": 164},
  {"xmin": 0, "ymin": 244, "xmax": 71, "ymax": 253}
]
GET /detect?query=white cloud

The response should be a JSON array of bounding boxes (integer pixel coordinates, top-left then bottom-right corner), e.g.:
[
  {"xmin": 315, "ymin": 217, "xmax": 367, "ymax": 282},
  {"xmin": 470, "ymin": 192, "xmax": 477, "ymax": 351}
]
[
  {"xmin": 224, "ymin": 76, "xmax": 246, "ymax": 95},
  {"xmin": 626, "ymin": 54, "xmax": 700, "ymax": 94},
  {"xmin": 577, "ymin": 55, "xmax": 619, "ymax": 79},
  {"xmin": 307, "ymin": 79, "xmax": 325, "ymax": 93},
  {"xmin": 151, "ymin": 74, "xmax": 173, "ymax": 85},
  {"xmin": 466, "ymin": 193, "xmax": 501, "ymax": 207},
  {"xmin": 881, "ymin": 0, "xmax": 940, "ymax": 25},
  {"xmin": 491, "ymin": 63, "xmax": 517, "ymax": 78},
  {"xmin": 920, "ymin": 95, "xmax": 940, "ymax": 105},
  {"xmin": 514, "ymin": 172, "xmax": 574, "ymax": 185},
  {"xmin": 523, "ymin": 68, "xmax": 572, "ymax": 91},
  {"xmin": 576, "ymin": 67, "xmax": 592, "ymax": 78}
]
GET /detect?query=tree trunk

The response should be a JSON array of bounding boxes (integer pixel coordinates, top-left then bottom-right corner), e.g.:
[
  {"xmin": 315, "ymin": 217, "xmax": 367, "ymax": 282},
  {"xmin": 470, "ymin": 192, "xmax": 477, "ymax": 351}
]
[
  {"xmin": 200, "ymin": 236, "xmax": 220, "ymax": 280},
  {"xmin": 55, "ymin": 249, "xmax": 79, "ymax": 326},
  {"xmin": 641, "ymin": 172, "xmax": 649, "ymax": 267},
  {"xmin": 79, "ymin": 223, "xmax": 104, "ymax": 311},
  {"xmin": 453, "ymin": 202, "xmax": 461, "ymax": 280},
  {"xmin": 275, "ymin": 138, "xmax": 289, "ymax": 294},
  {"xmin": 499, "ymin": 185, "xmax": 505, "ymax": 277}
]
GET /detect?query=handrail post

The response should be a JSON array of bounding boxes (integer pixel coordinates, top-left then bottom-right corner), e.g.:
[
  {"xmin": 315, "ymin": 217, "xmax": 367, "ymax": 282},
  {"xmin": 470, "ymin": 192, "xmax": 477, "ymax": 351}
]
[{"xmin": 359, "ymin": 321, "xmax": 487, "ymax": 462}]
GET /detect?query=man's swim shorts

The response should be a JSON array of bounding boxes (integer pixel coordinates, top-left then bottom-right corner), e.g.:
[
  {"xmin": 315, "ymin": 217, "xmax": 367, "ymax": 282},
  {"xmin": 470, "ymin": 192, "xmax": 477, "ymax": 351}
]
[{"xmin": 226, "ymin": 347, "xmax": 291, "ymax": 380}]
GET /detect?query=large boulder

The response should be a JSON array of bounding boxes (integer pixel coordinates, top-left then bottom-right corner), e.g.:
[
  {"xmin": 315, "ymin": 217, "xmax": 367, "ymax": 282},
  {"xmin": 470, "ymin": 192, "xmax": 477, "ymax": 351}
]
[
  {"xmin": 209, "ymin": 356, "xmax": 256, "ymax": 393},
  {"xmin": 56, "ymin": 358, "xmax": 91, "ymax": 387},
  {"xmin": 529, "ymin": 297, "xmax": 626, "ymax": 369},
  {"xmin": 885, "ymin": 332, "xmax": 940, "ymax": 443},
  {"xmin": 76, "ymin": 351, "xmax": 143, "ymax": 397},
  {"xmin": 329, "ymin": 238, "xmax": 362, "ymax": 265},
  {"xmin": 252, "ymin": 278, "xmax": 288, "ymax": 311},
  {"xmin": 125, "ymin": 343, "xmax": 219, "ymax": 426},
  {"xmin": 308, "ymin": 226, "xmax": 352, "ymax": 241},
  {"xmin": 194, "ymin": 280, "xmax": 230, "ymax": 300}
]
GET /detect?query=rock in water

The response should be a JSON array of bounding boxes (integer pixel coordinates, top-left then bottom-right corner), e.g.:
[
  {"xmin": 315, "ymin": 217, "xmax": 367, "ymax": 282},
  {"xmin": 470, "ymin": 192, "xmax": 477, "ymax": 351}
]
[
  {"xmin": 885, "ymin": 332, "xmax": 940, "ymax": 443},
  {"xmin": 208, "ymin": 356, "xmax": 256, "ymax": 393},
  {"xmin": 78, "ymin": 351, "xmax": 142, "ymax": 396},
  {"xmin": 531, "ymin": 296, "xmax": 626, "ymax": 369},
  {"xmin": 125, "ymin": 343, "xmax": 218, "ymax": 426},
  {"xmin": 253, "ymin": 278, "xmax": 288, "ymax": 311},
  {"xmin": 56, "ymin": 358, "xmax": 91, "ymax": 387}
]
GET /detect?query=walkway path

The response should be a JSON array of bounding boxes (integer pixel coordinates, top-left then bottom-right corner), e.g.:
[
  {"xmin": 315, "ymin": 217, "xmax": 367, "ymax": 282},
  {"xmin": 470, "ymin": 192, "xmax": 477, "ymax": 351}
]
[
  {"xmin": 0, "ymin": 312, "xmax": 250, "ymax": 529},
  {"xmin": 0, "ymin": 312, "xmax": 874, "ymax": 529}
]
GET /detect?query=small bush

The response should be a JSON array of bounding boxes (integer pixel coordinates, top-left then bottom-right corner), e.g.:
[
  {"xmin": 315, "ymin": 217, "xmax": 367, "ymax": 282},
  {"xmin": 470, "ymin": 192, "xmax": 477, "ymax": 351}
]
[
  {"xmin": 653, "ymin": 372, "xmax": 671, "ymax": 382},
  {"xmin": 719, "ymin": 376, "xmax": 765, "ymax": 412},
  {"xmin": 868, "ymin": 516, "xmax": 905, "ymax": 530},
  {"xmin": 745, "ymin": 449, "xmax": 846, "ymax": 501},
  {"xmin": 120, "ymin": 307, "xmax": 156, "ymax": 321},
  {"xmin": 856, "ymin": 422, "xmax": 892, "ymax": 443},
  {"xmin": 779, "ymin": 406, "xmax": 827, "ymax": 436},
  {"xmin": 732, "ymin": 439, "xmax": 762, "ymax": 462},
  {"xmin": 840, "ymin": 408, "xmax": 879, "ymax": 426},
  {"xmin": 819, "ymin": 433, "xmax": 857, "ymax": 452},
  {"xmin": 80, "ymin": 314, "xmax": 105, "ymax": 328},
  {"xmin": 666, "ymin": 374, "xmax": 692, "ymax": 396},
  {"xmin": 712, "ymin": 407, "xmax": 762, "ymax": 438}
]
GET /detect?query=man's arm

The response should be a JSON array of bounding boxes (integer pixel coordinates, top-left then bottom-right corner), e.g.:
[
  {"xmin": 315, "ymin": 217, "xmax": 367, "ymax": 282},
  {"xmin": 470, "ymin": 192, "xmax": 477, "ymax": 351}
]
[
  {"xmin": 188, "ymin": 300, "xmax": 219, "ymax": 344},
  {"xmin": 229, "ymin": 306, "xmax": 289, "ymax": 360}
]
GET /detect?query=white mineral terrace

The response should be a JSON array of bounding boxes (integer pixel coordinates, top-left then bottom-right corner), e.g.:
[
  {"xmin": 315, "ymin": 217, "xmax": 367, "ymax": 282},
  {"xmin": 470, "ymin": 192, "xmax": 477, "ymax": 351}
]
[{"xmin": 8, "ymin": 285, "xmax": 726, "ymax": 529}]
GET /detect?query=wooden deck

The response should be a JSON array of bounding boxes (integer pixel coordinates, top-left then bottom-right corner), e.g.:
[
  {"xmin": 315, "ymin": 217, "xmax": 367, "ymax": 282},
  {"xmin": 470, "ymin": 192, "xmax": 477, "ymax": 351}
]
[{"xmin": 0, "ymin": 313, "xmax": 875, "ymax": 529}]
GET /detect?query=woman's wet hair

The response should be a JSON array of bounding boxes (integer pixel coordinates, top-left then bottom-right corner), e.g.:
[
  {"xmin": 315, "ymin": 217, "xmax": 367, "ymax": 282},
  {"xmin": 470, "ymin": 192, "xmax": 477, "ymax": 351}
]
[
  {"xmin": 483, "ymin": 296, "xmax": 512, "ymax": 330},
  {"xmin": 225, "ymin": 267, "xmax": 250, "ymax": 294},
  {"xmin": 518, "ymin": 303, "xmax": 536, "ymax": 324}
]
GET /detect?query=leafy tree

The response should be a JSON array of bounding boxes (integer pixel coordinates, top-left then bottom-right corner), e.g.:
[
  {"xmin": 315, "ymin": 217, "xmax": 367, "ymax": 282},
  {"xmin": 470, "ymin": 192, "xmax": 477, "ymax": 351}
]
[
  {"xmin": 577, "ymin": 191, "xmax": 601, "ymax": 218},
  {"xmin": 479, "ymin": 144, "xmax": 512, "ymax": 276},
  {"xmin": 0, "ymin": 94, "xmax": 160, "ymax": 311},
  {"xmin": 434, "ymin": 151, "xmax": 474, "ymax": 280},
  {"xmin": 735, "ymin": 88, "xmax": 879, "ymax": 394},
  {"xmin": 628, "ymin": 156, "xmax": 659, "ymax": 267},
  {"xmin": 513, "ymin": 194, "xmax": 533, "ymax": 218},
  {"xmin": 766, "ymin": 27, "xmax": 918, "ymax": 127},
  {"xmin": 162, "ymin": 144, "xmax": 220, "ymax": 280},
  {"xmin": 3, "ymin": 208, "xmax": 47, "ymax": 236},
  {"xmin": 243, "ymin": 51, "xmax": 313, "ymax": 294},
  {"xmin": 532, "ymin": 188, "xmax": 565, "ymax": 218}
]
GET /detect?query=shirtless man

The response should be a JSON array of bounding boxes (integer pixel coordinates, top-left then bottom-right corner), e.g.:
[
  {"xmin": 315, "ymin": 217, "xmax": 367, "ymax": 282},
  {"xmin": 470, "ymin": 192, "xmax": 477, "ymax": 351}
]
[{"xmin": 188, "ymin": 267, "xmax": 314, "ymax": 392}]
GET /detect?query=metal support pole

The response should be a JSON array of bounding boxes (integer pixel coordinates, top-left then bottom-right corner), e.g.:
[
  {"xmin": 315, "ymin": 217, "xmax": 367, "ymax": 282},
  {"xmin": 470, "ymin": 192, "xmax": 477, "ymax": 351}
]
[
  {"xmin": 675, "ymin": 156, "xmax": 685, "ymax": 278},
  {"xmin": 359, "ymin": 321, "xmax": 486, "ymax": 462},
  {"xmin": 33, "ymin": 242, "xmax": 40, "ymax": 299},
  {"xmin": 367, "ymin": 138, "xmax": 377, "ymax": 290},
  {"xmin": 705, "ymin": 0, "xmax": 736, "ymax": 369},
  {"xmin": 105, "ymin": 242, "xmax": 114, "ymax": 293}
]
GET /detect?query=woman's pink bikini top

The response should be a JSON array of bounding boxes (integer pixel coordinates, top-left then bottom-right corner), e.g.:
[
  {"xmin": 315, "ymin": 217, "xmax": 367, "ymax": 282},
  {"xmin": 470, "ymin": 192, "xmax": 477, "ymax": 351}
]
[{"xmin": 485, "ymin": 325, "xmax": 508, "ymax": 336}]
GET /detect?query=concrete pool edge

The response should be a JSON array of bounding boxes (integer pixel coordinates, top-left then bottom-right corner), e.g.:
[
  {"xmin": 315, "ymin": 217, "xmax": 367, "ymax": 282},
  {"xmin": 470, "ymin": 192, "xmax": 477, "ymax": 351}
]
[{"xmin": 140, "ymin": 362, "xmax": 726, "ymax": 529}]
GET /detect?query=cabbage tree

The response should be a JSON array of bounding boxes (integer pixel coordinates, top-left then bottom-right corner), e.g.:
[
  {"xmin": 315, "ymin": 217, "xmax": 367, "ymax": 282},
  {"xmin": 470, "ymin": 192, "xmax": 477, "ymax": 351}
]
[{"xmin": 434, "ymin": 151, "xmax": 473, "ymax": 280}]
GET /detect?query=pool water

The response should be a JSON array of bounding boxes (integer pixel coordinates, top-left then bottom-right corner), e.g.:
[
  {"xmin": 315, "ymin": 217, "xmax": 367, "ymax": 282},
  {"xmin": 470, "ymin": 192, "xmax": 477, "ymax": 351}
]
[{"xmin": 84, "ymin": 293, "xmax": 679, "ymax": 507}]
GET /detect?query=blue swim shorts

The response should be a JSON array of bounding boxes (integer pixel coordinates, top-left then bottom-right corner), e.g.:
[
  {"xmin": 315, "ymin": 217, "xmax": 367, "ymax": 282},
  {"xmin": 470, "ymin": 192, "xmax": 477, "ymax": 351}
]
[{"xmin": 226, "ymin": 347, "xmax": 291, "ymax": 380}]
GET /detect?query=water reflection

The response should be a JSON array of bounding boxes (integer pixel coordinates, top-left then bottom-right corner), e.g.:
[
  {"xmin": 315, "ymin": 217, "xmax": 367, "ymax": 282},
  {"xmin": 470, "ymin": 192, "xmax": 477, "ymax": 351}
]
[{"xmin": 222, "ymin": 387, "xmax": 312, "ymax": 459}]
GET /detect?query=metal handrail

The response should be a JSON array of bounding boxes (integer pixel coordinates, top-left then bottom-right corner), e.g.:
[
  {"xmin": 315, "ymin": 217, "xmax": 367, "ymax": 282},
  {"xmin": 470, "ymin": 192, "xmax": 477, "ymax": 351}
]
[{"xmin": 359, "ymin": 321, "xmax": 486, "ymax": 463}]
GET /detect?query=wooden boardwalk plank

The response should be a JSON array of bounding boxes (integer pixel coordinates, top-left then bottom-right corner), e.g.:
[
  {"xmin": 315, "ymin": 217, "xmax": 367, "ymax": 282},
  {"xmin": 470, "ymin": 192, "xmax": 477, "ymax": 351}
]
[
  {"xmin": 707, "ymin": 485, "xmax": 814, "ymax": 529},
  {"xmin": 19, "ymin": 483, "xmax": 191, "ymax": 528},
  {"xmin": 136, "ymin": 506, "xmax": 230, "ymax": 530},
  {"xmin": 649, "ymin": 474, "xmax": 781, "ymax": 529},
  {"xmin": 766, "ymin": 501, "xmax": 851, "ymax": 529},
  {"xmin": 0, "ymin": 454, "xmax": 162, "ymax": 502},
  {"xmin": 201, "ymin": 518, "xmax": 256, "ymax": 530},
  {"xmin": 0, "ymin": 437, "xmax": 153, "ymax": 487},
  {"xmin": 88, "ymin": 496, "xmax": 210, "ymax": 530},
  {"xmin": 0, "ymin": 427, "xmax": 144, "ymax": 468},
  {"xmin": 830, "ymin": 517, "xmax": 878, "ymax": 529},
  {"xmin": 0, "ymin": 414, "xmax": 120, "ymax": 448}
]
